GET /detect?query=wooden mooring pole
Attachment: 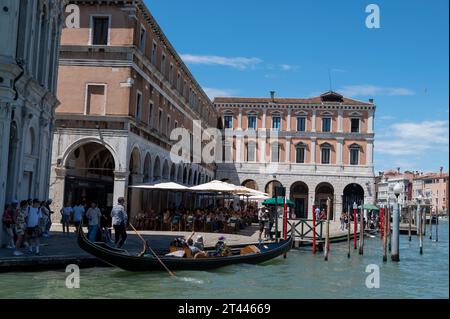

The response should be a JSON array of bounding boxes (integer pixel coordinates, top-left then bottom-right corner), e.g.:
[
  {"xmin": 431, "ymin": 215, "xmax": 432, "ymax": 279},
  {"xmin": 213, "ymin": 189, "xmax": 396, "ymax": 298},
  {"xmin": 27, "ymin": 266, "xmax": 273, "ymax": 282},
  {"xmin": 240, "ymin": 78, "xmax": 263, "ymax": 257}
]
[
  {"xmin": 435, "ymin": 211, "xmax": 439, "ymax": 242},
  {"xmin": 388, "ymin": 206, "xmax": 392, "ymax": 253},
  {"xmin": 324, "ymin": 198, "xmax": 331, "ymax": 261},
  {"xmin": 347, "ymin": 204, "xmax": 351, "ymax": 258},
  {"xmin": 383, "ymin": 207, "xmax": 387, "ymax": 262},
  {"xmin": 429, "ymin": 208, "xmax": 433, "ymax": 240},
  {"xmin": 408, "ymin": 206, "xmax": 412, "ymax": 242},
  {"xmin": 359, "ymin": 202, "xmax": 364, "ymax": 255}
]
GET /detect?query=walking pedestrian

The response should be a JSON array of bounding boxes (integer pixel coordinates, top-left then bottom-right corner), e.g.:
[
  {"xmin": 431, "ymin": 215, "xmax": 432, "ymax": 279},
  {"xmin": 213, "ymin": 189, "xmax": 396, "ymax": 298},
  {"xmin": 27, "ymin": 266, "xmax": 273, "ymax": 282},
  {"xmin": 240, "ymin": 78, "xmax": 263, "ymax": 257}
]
[
  {"xmin": 72, "ymin": 202, "xmax": 85, "ymax": 232},
  {"xmin": 86, "ymin": 201, "xmax": 102, "ymax": 242},
  {"xmin": 40, "ymin": 201, "xmax": 50, "ymax": 238},
  {"xmin": 2, "ymin": 201, "xmax": 17, "ymax": 249},
  {"xmin": 44, "ymin": 199, "xmax": 54, "ymax": 236},
  {"xmin": 111, "ymin": 197, "xmax": 128, "ymax": 248},
  {"xmin": 315, "ymin": 206, "xmax": 320, "ymax": 220},
  {"xmin": 13, "ymin": 200, "xmax": 28, "ymax": 256},
  {"xmin": 60, "ymin": 203, "xmax": 72, "ymax": 235},
  {"xmin": 26, "ymin": 199, "xmax": 42, "ymax": 255},
  {"xmin": 340, "ymin": 212, "xmax": 346, "ymax": 231}
]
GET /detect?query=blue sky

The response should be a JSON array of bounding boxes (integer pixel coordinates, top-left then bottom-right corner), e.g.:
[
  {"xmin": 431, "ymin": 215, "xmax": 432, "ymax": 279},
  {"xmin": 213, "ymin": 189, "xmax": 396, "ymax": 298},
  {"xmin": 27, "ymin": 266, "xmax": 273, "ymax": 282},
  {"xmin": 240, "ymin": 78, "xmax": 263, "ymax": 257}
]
[{"xmin": 145, "ymin": 0, "xmax": 449, "ymax": 173}]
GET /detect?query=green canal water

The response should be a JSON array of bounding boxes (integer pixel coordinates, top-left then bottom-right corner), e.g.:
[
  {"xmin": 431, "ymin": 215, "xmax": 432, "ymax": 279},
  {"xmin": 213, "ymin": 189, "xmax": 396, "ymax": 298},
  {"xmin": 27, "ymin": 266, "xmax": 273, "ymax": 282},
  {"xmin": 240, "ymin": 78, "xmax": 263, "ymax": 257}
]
[{"xmin": 1, "ymin": 221, "xmax": 448, "ymax": 299}]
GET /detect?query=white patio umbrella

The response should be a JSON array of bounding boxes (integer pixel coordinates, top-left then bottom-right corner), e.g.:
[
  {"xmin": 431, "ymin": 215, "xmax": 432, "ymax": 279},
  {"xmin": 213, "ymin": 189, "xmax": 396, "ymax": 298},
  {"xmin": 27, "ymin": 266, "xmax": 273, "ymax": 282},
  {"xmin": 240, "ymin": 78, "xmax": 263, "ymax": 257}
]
[
  {"xmin": 129, "ymin": 182, "xmax": 189, "ymax": 191},
  {"xmin": 189, "ymin": 180, "xmax": 239, "ymax": 193},
  {"xmin": 248, "ymin": 194, "xmax": 270, "ymax": 201},
  {"xmin": 233, "ymin": 186, "xmax": 269, "ymax": 197}
]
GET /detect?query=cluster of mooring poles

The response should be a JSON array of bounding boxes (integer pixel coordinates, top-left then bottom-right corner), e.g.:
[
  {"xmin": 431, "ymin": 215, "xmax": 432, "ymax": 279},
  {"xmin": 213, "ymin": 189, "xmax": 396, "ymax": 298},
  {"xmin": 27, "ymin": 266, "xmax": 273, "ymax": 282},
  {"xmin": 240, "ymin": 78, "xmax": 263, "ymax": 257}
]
[{"xmin": 283, "ymin": 181, "xmax": 440, "ymax": 264}]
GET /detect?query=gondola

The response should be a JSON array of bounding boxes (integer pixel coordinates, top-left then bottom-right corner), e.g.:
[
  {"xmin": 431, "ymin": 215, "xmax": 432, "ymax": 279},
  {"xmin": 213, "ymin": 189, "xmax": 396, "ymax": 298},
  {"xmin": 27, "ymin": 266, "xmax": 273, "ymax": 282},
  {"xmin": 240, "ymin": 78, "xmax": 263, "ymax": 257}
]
[{"xmin": 77, "ymin": 226, "xmax": 293, "ymax": 272}]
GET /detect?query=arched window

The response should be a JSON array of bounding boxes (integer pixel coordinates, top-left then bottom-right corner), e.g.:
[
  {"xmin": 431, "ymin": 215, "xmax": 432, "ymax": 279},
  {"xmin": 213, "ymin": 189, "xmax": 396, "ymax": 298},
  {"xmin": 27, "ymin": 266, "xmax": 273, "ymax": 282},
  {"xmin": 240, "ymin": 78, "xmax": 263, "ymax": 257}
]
[
  {"xmin": 25, "ymin": 128, "xmax": 35, "ymax": 156},
  {"xmin": 349, "ymin": 144, "xmax": 360, "ymax": 165},
  {"xmin": 320, "ymin": 143, "xmax": 332, "ymax": 164},
  {"xmin": 223, "ymin": 111, "xmax": 233, "ymax": 129},
  {"xmin": 271, "ymin": 112, "xmax": 281, "ymax": 130},
  {"xmin": 247, "ymin": 112, "xmax": 257, "ymax": 130},
  {"xmin": 295, "ymin": 142, "xmax": 306, "ymax": 164}
]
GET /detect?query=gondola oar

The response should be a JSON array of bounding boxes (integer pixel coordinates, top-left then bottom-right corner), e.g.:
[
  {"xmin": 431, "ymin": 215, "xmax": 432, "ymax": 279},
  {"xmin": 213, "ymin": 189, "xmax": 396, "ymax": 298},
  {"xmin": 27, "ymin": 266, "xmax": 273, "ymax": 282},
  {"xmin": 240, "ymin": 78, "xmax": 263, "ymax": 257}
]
[{"xmin": 128, "ymin": 223, "xmax": 176, "ymax": 277}]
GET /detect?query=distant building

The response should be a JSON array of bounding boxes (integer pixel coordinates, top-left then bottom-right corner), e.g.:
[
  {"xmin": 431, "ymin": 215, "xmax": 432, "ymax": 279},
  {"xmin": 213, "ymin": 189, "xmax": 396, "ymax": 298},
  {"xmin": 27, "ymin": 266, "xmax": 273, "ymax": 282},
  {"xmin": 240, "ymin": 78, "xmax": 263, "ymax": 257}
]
[
  {"xmin": 412, "ymin": 169, "xmax": 448, "ymax": 215},
  {"xmin": 375, "ymin": 170, "xmax": 414, "ymax": 208},
  {"xmin": 376, "ymin": 168, "xmax": 449, "ymax": 215},
  {"xmin": 0, "ymin": 0, "xmax": 66, "ymax": 244},
  {"xmin": 49, "ymin": 0, "xmax": 217, "ymax": 218},
  {"xmin": 214, "ymin": 91, "xmax": 376, "ymax": 220}
]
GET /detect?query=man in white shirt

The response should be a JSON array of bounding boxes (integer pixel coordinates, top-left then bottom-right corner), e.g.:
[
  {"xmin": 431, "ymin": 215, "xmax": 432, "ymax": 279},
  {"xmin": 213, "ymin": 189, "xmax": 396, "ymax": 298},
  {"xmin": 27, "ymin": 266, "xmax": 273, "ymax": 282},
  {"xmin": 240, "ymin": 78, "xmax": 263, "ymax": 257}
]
[
  {"xmin": 60, "ymin": 204, "xmax": 73, "ymax": 235},
  {"xmin": 86, "ymin": 201, "xmax": 102, "ymax": 242},
  {"xmin": 111, "ymin": 197, "xmax": 128, "ymax": 248},
  {"xmin": 26, "ymin": 199, "xmax": 42, "ymax": 255}
]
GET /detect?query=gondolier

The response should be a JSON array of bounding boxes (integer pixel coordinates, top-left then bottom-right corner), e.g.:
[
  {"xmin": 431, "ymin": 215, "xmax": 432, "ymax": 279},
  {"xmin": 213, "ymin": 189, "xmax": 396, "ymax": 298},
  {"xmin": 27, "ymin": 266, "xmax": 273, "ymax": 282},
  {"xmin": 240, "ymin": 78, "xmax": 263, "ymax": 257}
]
[{"xmin": 111, "ymin": 197, "xmax": 128, "ymax": 248}]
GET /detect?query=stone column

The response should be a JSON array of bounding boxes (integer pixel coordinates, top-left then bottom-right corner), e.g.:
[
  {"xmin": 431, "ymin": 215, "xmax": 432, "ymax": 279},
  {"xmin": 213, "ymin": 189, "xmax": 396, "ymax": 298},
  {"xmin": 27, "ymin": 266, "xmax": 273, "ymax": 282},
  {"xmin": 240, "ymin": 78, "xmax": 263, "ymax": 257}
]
[
  {"xmin": 113, "ymin": 171, "xmax": 129, "ymax": 206},
  {"xmin": 259, "ymin": 129, "xmax": 266, "ymax": 164},
  {"xmin": 336, "ymin": 137, "xmax": 344, "ymax": 165},
  {"xmin": 337, "ymin": 110, "xmax": 344, "ymax": 133},
  {"xmin": 287, "ymin": 109, "xmax": 292, "ymax": 131},
  {"xmin": 49, "ymin": 167, "xmax": 67, "ymax": 223},
  {"xmin": 238, "ymin": 109, "xmax": 242, "ymax": 130},
  {"xmin": 235, "ymin": 134, "xmax": 242, "ymax": 163},
  {"xmin": 312, "ymin": 110, "xmax": 317, "ymax": 132},
  {"xmin": 310, "ymin": 137, "xmax": 316, "ymax": 164},
  {"xmin": 368, "ymin": 109, "xmax": 374, "ymax": 134},
  {"xmin": 366, "ymin": 138, "xmax": 374, "ymax": 165},
  {"xmin": 0, "ymin": 103, "xmax": 11, "ymax": 244},
  {"xmin": 308, "ymin": 190, "xmax": 315, "ymax": 219},
  {"xmin": 262, "ymin": 109, "xmax": 267, "ymax": 129},
  {"xmin": 285, "ymin": 138, "xmax": 291, "ymax": 163}
]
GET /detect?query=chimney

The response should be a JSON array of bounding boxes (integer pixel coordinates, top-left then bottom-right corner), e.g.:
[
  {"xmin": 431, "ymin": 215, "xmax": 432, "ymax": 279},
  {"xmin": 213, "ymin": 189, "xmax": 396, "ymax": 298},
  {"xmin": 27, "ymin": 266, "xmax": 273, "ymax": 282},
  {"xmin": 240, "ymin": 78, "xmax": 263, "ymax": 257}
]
[
  {"xmin": 440, "ymin": 166, "xmax": 443, "ymax": 176},
  {"xmin": 270, "ymin": 91, "xmax": 276, "ymax": 101},
  {"xmin": 397, "ymin": 167, "xmax": 401, "ymax": 174},
  {"xmin": 369, "ymin": 98, "xmax": 374, "ymax": 103}
]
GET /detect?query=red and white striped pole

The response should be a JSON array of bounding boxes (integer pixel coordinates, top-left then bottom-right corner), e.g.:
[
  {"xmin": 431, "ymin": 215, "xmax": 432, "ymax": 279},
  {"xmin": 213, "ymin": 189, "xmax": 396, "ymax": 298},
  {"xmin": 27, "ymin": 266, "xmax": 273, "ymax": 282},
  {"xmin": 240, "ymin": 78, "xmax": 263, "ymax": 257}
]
[
  {"xmin": 312, "ymin": 204, "xmax": 316, "ymax": 254},
  {"xmin": 283, "ymin": 196, "xmax": 288, "ymax": 240},
  {"xmin": 353, "ymin": 203, "xmax": 357, "ymax": 250}
]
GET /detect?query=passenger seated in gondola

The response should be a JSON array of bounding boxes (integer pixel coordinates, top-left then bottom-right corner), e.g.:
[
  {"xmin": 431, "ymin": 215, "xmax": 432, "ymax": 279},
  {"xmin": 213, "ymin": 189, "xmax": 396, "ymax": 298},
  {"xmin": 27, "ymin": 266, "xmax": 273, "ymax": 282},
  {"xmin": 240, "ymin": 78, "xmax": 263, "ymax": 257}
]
[
  {"xmin": 187, "ymin": 238, "xmax": 202, "ymax": 256},
  {"xmin": 194, "ymin": 235, "xmax": 204, "ymax": 251},
  {"xmin": 214, "ymin": 236, "xmax": 231, "ymax": 257}
]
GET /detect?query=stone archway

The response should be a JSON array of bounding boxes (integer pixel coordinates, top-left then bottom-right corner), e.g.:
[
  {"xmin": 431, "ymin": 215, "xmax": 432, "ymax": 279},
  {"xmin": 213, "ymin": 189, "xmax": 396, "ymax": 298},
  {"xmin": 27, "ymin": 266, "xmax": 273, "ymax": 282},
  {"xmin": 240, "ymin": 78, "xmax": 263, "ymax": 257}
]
[
  {"xmin": 315, "ymin": 182, "xmax": 334, "ymax": 219},
  {"xmin": 265, "ymin": 180, "xmax": 282, "ymax": 197},
  {"xmin": 343, "ymin": 183, "xmax": 364, "ymax": 214},
  {"xmin": 242, "ymin": 179, "xmax": 258, "ymax": 190},
  {"xmin": 290, "ymin": 181, "xmax": 309, "ymax": 219},
  {"xmin": 63, "ymin": 141, "xmax": 116, "ymax": 210}
]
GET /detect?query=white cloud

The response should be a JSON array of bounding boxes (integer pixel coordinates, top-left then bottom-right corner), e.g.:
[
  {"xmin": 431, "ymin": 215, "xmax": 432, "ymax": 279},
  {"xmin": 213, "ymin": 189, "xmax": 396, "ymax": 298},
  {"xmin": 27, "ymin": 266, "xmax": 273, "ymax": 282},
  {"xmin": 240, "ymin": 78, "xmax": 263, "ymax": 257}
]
[
  {"xmin": 376, "ymin": 120, "xmax": 449, "ymax": 156},
  {"xmin": 203, "ymin": 87, "xmax": 236, "ymax": 99},
  {"xmin": 280, "ymin": 64, "xmax": 299, "ymax": 71},
  {"xmin": 339, "ymin": 85, "xmax": 415, "ymax": 97},
  {"xmin": 378, "ymin": 115, "xmax": 395, "ymax": 120},
  {"xmin": 180, "ymin": 54, "xmax": 262, "ymax": 70}
]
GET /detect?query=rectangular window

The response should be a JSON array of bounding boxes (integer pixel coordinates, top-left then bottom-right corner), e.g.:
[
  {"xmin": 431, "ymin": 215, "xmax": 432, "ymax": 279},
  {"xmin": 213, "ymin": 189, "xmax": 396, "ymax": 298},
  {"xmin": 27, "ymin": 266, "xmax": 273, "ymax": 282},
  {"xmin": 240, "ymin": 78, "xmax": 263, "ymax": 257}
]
[
  {"xmin": 177, "ymin": 73, "xmax": 181, "ymax": 92},
  {"xmin": 350, "ymin": 148, "xmax": 359, "ymax": 165},
  {"xmin": 224, "ymin": 115, "xmax": 233, "ymax": 129},
  {"xmin": 161, "ymin": 54, "xmax": 166, "ymax": 77},
  {"xmin": 272, "ymin": 116, "xmax": 281, "ymax": 130},
  {"xmin": 297, "ymin": 117, "xmax": 306, "ymax": 132},
  {"xmin": 167, "ymin": 116, "xmax": 171, "ymax": 136},
  {"xmin": 135, "ymin": 92, "xmax": 142, "ymax": 121},
  {"xmin": 351, "ymin": 118, "xmax": 360, "ymax": 133},
  {"xmin": 92, "ymin": 16, "xmax": 109, "ymax": 45},
  {"xmin": 148, "ymin": 102, "xmax": 153, "ymax": 127},
  {"xmin": 183, "ymin": 81, "xmax": 188, "ymax": 98},
  {"xmin": 139, "ymin": 26, "xmax": 146, "ymax": 52},
  {"xmin": 271, "ymin": 144, "xmax": 281, "ymax": 162},
  {"xmin": 248, "ymin": 116, "xmax": 257, "ymax": 130},
  {"xmin": 321, "ymin": 148, "xmax": 330, "ymax": 164},
  {"xmin": 296, "ymin": 147, "xmax": 305, "ymax": 163},
  {"xmin": 158, "ymin": 109, "xmax": 163, "ymax": 132},
  {"xmin": 151, "ymin": 41, "xmax": 157, "ymax": 64},
  {"xmin": 85, "ymin": 84, "xmax": 106, "ymax": 115},
  {"xmin": 246, "ymin": 142, "xmax": 256, "ymax": 162},
  {"xmin": 169, "ymin": 63, "xmax": 174, "ymax": 84},
  {"xmin": 322, "ymin": 117, "xmax": 331, "ymax": 132}
]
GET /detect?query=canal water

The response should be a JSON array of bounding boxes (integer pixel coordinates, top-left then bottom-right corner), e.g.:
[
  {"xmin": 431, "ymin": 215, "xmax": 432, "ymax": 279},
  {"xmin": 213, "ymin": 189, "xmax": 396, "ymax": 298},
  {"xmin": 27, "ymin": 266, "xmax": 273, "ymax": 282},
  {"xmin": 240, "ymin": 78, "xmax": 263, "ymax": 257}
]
[{"xmin": 0, "ymin": 221, "xmax": 448, "ymax": 299}]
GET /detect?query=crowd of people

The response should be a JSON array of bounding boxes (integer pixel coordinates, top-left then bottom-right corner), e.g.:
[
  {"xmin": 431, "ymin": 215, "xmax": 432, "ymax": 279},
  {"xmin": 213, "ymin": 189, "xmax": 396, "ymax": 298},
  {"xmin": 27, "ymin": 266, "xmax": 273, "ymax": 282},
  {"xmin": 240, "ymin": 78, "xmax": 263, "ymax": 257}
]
[
  {"xmin": 2, "ymin": 198, "xmax": 53, "ymax": 256},
  {"xmin": 133, "ymin": 204, "xmax": 259, "ymax": 234}
]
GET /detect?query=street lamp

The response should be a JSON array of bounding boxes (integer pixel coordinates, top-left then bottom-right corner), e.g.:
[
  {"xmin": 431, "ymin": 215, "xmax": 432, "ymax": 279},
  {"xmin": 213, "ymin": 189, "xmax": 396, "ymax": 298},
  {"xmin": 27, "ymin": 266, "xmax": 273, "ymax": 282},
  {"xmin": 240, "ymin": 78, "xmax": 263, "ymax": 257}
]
[{"xmin": 391, "ymin": 182, "xmax": 402, "ymax": 261}]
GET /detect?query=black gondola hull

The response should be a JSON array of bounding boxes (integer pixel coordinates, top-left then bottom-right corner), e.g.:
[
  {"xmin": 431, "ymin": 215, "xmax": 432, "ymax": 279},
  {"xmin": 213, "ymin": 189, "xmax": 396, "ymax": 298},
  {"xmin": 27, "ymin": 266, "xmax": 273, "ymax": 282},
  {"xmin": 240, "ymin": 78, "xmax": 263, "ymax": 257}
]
[{"xmin": 78, "ymin": 228, "xmax": 293, "ymax": 272}]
